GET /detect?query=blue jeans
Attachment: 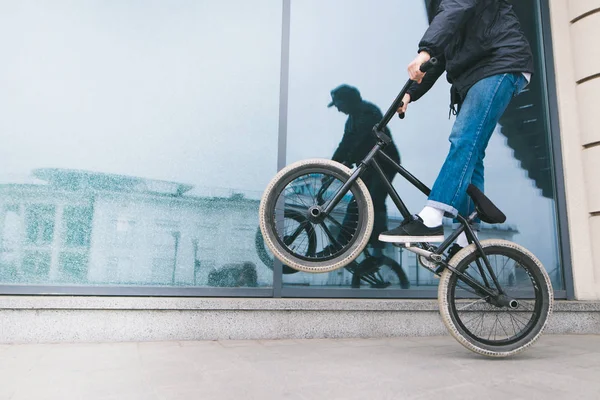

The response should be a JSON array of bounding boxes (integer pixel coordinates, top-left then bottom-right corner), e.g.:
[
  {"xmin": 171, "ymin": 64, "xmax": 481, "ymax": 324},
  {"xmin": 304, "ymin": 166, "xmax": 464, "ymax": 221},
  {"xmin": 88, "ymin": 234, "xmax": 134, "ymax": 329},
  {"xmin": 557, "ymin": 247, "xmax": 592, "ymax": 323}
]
[{"xmin": 427, "ymin": 73, "xmax": 528, "ymax": 220}]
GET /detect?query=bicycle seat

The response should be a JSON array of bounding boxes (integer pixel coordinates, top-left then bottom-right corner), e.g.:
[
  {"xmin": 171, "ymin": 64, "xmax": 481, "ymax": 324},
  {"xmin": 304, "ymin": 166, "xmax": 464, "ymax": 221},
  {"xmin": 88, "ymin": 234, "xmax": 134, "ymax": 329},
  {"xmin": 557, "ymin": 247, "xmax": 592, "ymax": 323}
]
[{"xmin": 466, "ymin": 184, "xmax": 506, "ymax": 224}]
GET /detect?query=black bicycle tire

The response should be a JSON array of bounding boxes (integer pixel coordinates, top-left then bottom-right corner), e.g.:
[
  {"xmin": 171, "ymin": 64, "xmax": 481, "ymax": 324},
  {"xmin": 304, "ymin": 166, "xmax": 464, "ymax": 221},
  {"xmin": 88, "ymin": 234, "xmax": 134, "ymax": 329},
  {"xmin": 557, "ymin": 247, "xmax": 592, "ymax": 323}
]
[
  {"xmin": 259, "ymin": 159, "xmax": 374, "ymax": 273},
  {"xmin": 438, "ymin": 239, "xmax": 553, "ymax": 357}
]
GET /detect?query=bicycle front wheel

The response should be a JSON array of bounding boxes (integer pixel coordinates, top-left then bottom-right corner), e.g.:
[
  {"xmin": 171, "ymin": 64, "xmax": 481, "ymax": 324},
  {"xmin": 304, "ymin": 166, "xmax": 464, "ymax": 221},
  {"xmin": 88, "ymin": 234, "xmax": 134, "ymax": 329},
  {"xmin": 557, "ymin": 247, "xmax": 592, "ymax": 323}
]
[
  {"xmin": 438, "ymin": 239, "xmax": 553, "ymax": 357},
  {"xmin": 259, "ymin": 159, "xmax": 374, "ymax": 273}
]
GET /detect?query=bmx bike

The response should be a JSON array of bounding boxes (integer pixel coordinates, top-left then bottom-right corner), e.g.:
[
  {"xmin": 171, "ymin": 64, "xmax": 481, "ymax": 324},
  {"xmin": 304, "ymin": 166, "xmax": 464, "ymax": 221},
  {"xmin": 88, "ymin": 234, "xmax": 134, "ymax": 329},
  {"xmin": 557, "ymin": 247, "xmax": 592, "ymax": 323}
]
[{"xmin": 258, "ymin": 58, "xmax": 553, "ymax": 357}]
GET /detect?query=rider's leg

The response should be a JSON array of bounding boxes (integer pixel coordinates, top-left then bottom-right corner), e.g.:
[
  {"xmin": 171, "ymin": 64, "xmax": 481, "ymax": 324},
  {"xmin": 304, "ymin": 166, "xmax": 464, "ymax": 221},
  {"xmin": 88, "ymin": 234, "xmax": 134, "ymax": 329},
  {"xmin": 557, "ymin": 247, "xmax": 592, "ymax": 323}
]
[
  {"xmin": 454, "ymin": 155, "xmax": 483, "ymax": 247},
  {"xmin": 379, "ymin": 73, "xmax": 528, "ymax": 243}
]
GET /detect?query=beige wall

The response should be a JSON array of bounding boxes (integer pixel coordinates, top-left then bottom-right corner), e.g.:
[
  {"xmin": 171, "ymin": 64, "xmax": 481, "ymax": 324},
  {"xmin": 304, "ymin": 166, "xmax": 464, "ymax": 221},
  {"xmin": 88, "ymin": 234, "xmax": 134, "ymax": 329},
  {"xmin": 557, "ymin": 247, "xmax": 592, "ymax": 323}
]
[{"xmin": 549, "ymin": 0, "xmax": 600, "ymax": 299}]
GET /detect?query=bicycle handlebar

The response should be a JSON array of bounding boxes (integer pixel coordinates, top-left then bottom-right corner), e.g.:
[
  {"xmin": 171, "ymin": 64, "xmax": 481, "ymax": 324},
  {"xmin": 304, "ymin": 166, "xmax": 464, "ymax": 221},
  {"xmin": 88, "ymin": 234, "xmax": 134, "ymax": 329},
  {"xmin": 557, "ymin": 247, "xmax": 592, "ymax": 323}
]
[
  {"xmin": 370, "ymin": 57, "xmax": 438, "ymax": 145},
  {"xmin": 419, "ymin": 57, "xmax": 439, "ymax": 73},
  {"xmin": 398, "ymin": 57, "xmax": 439, "ymax": 120}
]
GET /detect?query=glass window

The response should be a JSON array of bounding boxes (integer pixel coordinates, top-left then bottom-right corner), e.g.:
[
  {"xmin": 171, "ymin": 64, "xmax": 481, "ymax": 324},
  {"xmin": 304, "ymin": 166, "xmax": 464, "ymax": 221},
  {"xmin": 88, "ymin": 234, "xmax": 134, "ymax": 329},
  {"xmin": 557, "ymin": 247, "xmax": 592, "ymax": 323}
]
[
  {"xmin": 25, "ymin": 205, "xmax": 55, "ymax": 246},
  {"xmin": 113, "ymin": 218, "xmax": 137, "ymax": 248},
  {"xmin": 0, "ymin": 205, "xmax": 22, "ymax": 282},
  {"xmin": 0, "ymin": 0, "xmax": 282, "ymax": 290},
  {"xmin": 283, "ymin": 0, "xmax": 564, "ymax": 293},
  {"xmin": 58, "ymin": 252, "xmax": 89, "ymax": 283},
  {"xmin": 63, "ymin": 206, "xmax": 93, "ymax": 247},
  {"xmin": 22, "ymin": 251, "xmax": 51, "ymax": 283},
  {"xmin": 0, "ymin": 0, "xmax": 566, "ymax": 296}
]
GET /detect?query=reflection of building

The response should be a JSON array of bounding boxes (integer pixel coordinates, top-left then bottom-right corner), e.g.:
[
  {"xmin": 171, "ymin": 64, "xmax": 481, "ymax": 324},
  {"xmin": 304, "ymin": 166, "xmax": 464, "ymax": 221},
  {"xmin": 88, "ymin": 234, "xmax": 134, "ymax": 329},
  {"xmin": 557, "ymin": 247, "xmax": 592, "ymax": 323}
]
[
  {"xmin": 0, "ymin": 169, "xmax": 269, "ymax": 287},
  {"xmin": 0, "ymin": 168, "xmax": 520, "ymax": 289}
]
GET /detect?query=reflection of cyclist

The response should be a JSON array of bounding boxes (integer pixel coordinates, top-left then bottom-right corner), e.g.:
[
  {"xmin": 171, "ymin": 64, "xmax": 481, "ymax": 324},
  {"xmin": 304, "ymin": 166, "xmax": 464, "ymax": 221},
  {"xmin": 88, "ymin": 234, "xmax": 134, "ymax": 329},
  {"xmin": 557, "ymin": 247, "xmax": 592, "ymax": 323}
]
[{"xmin": 328, "ymin": 85, "xmax": 400, "ymax": 257}]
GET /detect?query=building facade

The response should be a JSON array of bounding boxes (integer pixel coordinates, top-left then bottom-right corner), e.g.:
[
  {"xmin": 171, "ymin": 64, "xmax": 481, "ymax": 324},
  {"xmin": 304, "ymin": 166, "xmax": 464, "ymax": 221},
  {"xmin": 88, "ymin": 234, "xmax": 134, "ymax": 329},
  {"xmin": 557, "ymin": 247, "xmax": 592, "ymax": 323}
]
[
  {"xmin": 547, "ymin": 0, "xmax": 600, "ymax": 300},
  {"xmin": 0, "ymin": 0, "xmax": 599, "ymax": 328}
]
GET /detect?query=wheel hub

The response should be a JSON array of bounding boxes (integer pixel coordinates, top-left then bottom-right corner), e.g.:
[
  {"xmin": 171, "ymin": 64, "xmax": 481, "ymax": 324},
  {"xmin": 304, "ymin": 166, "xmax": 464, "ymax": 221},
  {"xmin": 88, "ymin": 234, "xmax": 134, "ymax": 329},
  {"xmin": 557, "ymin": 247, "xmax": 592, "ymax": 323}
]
[
  {"xmin": 307, "ymin": 205, "xmax": 325, "ymax": 223},
  {"xmin": 490, "ymin": 294, "xmax": 520, "ymax": 309}
]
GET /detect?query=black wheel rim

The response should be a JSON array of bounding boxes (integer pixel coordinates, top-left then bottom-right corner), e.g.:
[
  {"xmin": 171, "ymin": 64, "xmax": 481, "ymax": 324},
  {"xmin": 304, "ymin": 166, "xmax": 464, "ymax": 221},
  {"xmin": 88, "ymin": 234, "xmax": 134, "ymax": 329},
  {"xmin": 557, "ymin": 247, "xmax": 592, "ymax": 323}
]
[
  {"xmin": 448, "ymin": 247, "xmax": 545, "ymax": 346},
  {"xmin": 271, "ymin": 168, "xmax": 364, "ymax": 263}
]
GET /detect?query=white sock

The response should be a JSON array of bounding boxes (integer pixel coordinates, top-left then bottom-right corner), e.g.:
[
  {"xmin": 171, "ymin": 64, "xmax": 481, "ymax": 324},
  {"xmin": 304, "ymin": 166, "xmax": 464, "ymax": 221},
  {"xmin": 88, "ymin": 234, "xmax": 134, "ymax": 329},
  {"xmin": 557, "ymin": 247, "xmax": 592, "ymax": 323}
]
[
  {"xmin": 456, "ymin": 230, "xmax": 478, "ymax": 247},
  {"xmin": 418, "ymin": 206, "xmax": 444, "ymax": 228}
]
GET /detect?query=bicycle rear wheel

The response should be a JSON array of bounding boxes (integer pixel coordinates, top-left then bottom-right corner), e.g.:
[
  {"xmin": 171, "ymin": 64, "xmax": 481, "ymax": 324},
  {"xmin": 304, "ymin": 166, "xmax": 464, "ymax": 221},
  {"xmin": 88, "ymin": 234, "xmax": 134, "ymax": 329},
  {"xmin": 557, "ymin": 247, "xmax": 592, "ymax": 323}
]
[
  {"xmin": 259, "ymin": 159, "xmax": 374, "ymax": 273},
  {"xmin": 438, "ymin": 239, "xmax": 553, "ymax": 357}
]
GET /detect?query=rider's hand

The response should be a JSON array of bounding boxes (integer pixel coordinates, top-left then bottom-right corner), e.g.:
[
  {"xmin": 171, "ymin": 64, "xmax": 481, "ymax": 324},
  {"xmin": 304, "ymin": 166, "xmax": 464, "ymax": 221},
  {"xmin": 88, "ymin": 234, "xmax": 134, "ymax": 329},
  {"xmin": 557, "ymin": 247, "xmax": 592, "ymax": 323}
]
[
  {"xmin": 397, "ymin": 93, "xmax": 411, "ymax": 115},
  {"xmin": 408, "ymin": 51, "xmax": 431, "ymax": 84}
]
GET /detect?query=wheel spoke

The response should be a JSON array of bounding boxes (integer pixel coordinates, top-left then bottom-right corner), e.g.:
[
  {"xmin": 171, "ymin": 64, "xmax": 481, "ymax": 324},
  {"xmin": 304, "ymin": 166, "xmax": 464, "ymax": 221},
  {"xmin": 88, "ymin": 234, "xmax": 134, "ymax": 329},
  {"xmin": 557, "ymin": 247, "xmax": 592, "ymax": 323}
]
[
  {"xmin": 496, "ymin": 315, "xmax": 511, "ymax": 339},
  {"xmin": 286, "ymin": 221, "xmax": 308, "ymax": 244},
  {"xmin": 463, "ymin": 311, "xmax": 486, "ymax": 327},
  {"xmin": 459, "ymin": 297, "xmax": 488, "ymax": 311}
]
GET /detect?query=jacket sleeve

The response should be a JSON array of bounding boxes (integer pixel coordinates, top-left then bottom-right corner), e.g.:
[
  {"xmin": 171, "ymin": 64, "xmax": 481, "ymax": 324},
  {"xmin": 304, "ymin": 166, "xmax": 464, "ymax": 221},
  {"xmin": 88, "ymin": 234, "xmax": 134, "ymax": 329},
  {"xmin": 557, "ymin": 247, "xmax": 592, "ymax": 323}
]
[
  {"xmin": 406, "ymin": 56, "xmax": 446, "ymax": 102},
  {"xmin": 418, "ymin": 0, "xmax": 479, "ymax": 57}
]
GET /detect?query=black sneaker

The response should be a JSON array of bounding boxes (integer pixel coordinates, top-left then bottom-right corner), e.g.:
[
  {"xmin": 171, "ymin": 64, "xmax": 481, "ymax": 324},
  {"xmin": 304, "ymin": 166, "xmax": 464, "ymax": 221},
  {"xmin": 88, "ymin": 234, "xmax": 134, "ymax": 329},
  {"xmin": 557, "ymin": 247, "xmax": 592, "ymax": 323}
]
[{"xmin": 378, "ymin": 215, "xmax": 444, "ymax": 243}]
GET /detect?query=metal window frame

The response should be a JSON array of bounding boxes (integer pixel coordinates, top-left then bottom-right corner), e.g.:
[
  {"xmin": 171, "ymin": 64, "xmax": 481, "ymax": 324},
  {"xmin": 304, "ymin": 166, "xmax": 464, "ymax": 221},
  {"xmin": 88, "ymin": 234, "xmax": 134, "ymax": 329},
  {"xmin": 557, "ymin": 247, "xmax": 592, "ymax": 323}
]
[
  {"xmin": 536, "ymin": 0, "xmax": 575, "ymax": 299},
  {"xmin": 0, "ymin": 285, "xmax": 273, "ymax": 297}
]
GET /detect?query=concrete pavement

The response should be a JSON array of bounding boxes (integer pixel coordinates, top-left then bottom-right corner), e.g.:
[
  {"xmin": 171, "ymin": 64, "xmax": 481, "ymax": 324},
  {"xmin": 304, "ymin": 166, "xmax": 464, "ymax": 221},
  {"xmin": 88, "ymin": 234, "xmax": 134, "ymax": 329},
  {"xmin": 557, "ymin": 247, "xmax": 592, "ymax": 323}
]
[{"xmin": 1, "ymin": 335, "xmax": 599, "ymax": 400}]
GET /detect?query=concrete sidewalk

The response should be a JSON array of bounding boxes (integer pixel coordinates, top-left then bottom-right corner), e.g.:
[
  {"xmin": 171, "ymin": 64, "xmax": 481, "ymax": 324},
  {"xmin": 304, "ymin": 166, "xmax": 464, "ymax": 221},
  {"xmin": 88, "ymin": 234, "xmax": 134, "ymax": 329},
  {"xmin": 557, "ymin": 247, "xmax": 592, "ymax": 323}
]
[{"xmin": 1, "ymin": 335, "xmax": 599, "ymax": 400}]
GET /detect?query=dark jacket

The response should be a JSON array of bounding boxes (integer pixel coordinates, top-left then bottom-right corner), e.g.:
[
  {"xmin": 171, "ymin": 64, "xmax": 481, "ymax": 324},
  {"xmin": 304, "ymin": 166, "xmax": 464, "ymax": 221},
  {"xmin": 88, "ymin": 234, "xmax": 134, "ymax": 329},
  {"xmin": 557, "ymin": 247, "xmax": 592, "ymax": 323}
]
[
  {"xmin": 332, "ymin": 100, "xmax": 400, "ymax": 177},
  {"xmin": 407, "ymin": 0, "xmax": 533, "ymax": 109}
]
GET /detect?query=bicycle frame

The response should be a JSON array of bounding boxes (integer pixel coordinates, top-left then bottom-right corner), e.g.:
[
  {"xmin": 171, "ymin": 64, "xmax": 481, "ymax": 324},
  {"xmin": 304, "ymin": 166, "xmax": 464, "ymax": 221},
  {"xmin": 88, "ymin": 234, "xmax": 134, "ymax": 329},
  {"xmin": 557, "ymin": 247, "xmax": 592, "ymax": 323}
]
[{"xmin": 319, "ymin": 60, "xmax": 508, "ymax": 302}]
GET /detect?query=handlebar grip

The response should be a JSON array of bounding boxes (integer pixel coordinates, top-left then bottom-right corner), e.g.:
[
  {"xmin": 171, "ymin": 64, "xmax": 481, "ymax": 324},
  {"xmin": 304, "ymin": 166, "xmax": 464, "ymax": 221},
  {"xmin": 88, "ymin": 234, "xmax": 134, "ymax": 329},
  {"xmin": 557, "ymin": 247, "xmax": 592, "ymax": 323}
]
[
  {"xmin": 398, "ymin": 101, "xmax": 406, "ymax": 119},
  {"xmin": 391, "ymin": 58, "xmax": 438, "ymax": 122},
  {"xmin": 419, "ymin": 57, "xmax": 438, "ymax": 73}
]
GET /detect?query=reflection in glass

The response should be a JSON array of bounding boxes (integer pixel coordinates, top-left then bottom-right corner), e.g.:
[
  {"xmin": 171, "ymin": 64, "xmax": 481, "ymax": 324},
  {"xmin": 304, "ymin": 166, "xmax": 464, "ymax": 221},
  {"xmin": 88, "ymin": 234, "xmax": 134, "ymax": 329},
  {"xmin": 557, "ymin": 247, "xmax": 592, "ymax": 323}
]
[
  {"xmin": 283, "ymin": 0, "xmax": 563, "ymax": 291},
  {"xmin": 0, "ymin": 0, "xmax": 282, "ymax": 289},
  {"xmin": 26, "ymin": 205, "xmax": 55, "ymax": 245},
  {"xmin": 0, "ymin": 169, "xmax": 274, "ymax": 287}
]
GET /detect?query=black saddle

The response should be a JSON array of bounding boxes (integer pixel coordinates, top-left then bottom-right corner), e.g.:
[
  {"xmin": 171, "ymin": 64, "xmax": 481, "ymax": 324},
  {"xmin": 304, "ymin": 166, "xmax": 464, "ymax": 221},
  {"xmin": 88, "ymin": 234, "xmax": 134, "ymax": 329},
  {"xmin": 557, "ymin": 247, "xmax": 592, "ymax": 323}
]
[{"xmin": 466, "ymin": 184, "xmax": 506, "ymax": 224}]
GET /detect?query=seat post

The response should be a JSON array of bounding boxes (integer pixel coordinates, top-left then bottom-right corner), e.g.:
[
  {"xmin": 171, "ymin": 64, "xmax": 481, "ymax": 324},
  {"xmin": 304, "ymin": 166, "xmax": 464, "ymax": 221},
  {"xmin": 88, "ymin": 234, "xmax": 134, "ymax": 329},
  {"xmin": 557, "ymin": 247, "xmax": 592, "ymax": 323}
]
[{"xmin": 467, "ymin": 211, "xmax": 479, "ymax": 224}]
